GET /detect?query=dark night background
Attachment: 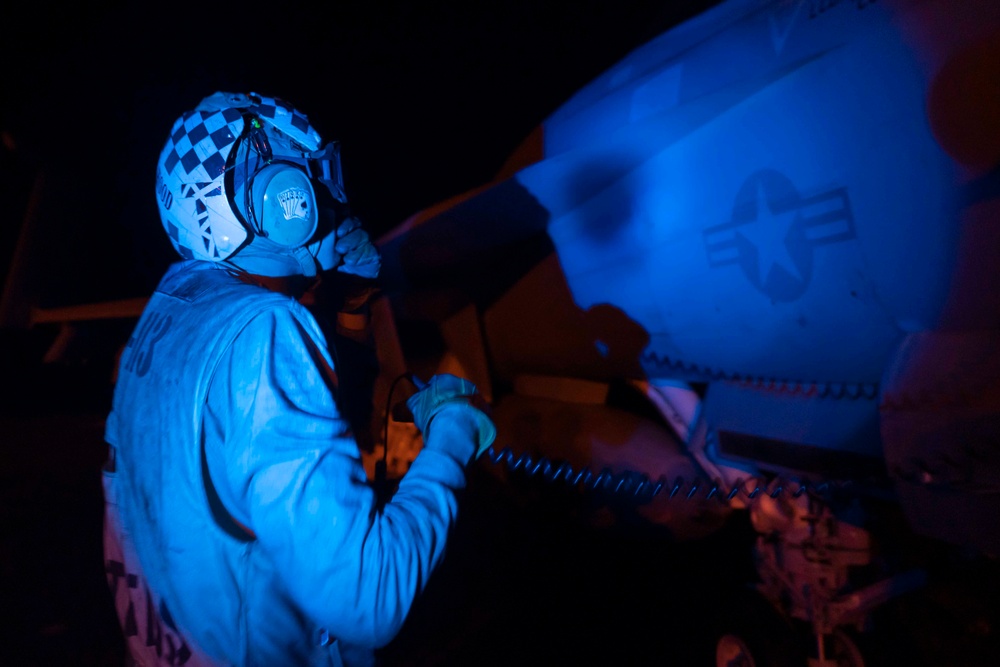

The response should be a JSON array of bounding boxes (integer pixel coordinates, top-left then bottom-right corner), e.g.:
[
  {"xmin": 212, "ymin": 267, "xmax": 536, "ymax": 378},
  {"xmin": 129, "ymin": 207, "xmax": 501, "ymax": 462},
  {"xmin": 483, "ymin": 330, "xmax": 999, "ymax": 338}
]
[
  {"xmin": 0, "ymin": 0, "xmax": 720, "ymax": 308},
  {"xmin": 3, "ymin": 2, "xmax": 998, "ymax": 666}
]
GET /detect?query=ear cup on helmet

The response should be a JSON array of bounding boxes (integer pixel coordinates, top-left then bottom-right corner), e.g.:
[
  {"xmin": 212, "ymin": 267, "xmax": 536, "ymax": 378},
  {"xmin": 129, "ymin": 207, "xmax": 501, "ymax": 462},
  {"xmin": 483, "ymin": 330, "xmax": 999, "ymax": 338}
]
[{"xmin": 251, "ymin": 164, "xmax": 318, "ymax": 248}]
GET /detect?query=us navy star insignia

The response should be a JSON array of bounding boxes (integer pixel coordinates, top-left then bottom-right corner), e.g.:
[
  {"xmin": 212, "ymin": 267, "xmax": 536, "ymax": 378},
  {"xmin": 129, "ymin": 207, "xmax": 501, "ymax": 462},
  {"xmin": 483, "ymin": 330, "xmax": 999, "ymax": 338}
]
[{"xmin": 702, "ymin": 169, "xmax": 856, "ymax": 302}]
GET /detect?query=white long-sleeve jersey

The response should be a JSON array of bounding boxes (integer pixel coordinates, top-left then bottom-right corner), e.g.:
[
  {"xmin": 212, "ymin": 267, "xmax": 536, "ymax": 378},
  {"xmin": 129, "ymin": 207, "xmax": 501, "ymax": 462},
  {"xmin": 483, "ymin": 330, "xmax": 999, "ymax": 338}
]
[{"xmin": 103, "ymin": 260, "xmax": 478, "ymax": 666}]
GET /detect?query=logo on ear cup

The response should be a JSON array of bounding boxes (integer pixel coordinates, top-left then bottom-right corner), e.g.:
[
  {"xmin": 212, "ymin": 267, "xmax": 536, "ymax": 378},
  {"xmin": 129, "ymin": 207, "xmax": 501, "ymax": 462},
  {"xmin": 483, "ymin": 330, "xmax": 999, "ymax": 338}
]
[
  {"xmin": 256, "ymin": 165, "xmax": 318, "ymax": 247},
  {"xmin": 277, "ymin": 187, "xmax": 311, "ymax": 221}
]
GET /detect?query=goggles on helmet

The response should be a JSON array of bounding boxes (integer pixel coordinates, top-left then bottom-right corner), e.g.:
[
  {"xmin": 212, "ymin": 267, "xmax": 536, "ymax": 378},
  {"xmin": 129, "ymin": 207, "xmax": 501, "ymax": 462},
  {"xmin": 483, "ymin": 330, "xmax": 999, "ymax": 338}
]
[{"xmin": 232, "ymin": 116, "xmax": 346, "ymax": 204}]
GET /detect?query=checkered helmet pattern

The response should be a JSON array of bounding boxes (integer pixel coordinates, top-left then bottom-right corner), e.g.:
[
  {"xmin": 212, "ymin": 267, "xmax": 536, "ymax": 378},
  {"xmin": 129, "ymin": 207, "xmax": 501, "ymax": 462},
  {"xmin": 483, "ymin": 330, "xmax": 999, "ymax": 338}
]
[
  {"xmin": 250, "ymin": 93, "xmax": 322, "ymax": 152},
  {"xmin": 155, "ymin": 91, "xmax": 324, "ymax": 262}
]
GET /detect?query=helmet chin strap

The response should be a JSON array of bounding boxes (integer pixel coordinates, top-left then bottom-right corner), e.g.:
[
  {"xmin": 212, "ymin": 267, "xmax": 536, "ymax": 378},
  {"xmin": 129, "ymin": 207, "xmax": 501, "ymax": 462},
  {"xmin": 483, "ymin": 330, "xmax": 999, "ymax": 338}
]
[
  {"xmin": 290, "ymin": 245, "xmax": 321, "ymax": 278},
  {"xmin": 306, "ymin": 227, "xmax": 339, "ymax": 272}
]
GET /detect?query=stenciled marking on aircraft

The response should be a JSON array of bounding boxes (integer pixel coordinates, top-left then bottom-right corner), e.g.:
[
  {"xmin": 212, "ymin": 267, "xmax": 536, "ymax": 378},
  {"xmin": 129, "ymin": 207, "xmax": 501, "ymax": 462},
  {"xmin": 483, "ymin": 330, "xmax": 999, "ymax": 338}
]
[
  {"xmin": 768, "ymin": 0, "xmax": 805, "ymax": 55},
  {"xmin": 702, "ymin": 169, "xmax": 855, "ymax": 302},
  {"xmin": 770, "ymin": 0, "xmax": 879, "ymax": 55},
  {"xmin": 807, "ymin": 0, "xmax": 878, "ymax": 20},
  {"xmin": 638, "ymin": 349, "xmax": 880, "ymax": 400}
]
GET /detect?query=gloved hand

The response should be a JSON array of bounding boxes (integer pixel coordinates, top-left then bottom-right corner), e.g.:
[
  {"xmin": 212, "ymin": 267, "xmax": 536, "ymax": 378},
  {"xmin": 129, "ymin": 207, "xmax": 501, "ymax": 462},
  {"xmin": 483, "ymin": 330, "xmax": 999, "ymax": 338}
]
[
  {"xmin": 334, "ymin": 216, "xmax": 381, "ymax": 279},
  {"xmin": 406, "ymin": 374, "xmax": 497, "ymax": 460}
]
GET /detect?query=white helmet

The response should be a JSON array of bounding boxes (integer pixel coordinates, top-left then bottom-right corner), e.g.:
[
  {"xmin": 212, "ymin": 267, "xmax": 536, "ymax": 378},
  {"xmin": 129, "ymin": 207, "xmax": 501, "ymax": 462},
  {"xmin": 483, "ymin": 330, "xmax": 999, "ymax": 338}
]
[{"xmin": 155, "ymin": 91, "xmax": 347, "ymax": 262}]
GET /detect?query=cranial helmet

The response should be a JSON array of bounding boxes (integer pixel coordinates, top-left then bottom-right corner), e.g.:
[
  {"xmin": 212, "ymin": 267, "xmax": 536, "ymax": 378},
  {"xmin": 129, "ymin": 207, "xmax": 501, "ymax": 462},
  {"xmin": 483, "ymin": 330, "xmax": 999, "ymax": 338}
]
[{"xmin": 155, "ymin": 91, "xmax": 347, "ymax": 262}]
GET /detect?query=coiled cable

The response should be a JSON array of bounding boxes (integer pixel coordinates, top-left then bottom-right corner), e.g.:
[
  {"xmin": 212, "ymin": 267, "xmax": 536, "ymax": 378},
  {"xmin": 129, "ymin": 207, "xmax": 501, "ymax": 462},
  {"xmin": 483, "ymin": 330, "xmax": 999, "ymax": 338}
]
[
  {"xmin": 382, "ymin": 373, "xmax": 849, "ymax": 505},
  {"xmin": 484, "ymin": 445, "xmax": 844, "ymax": 504}
]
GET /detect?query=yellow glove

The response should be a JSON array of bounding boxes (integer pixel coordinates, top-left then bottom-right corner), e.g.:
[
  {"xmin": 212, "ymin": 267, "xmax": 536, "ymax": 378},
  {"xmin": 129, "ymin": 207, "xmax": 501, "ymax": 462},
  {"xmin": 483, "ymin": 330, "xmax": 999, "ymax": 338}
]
[{"xmin": 405, "ymin": 374, "xmax": 496, "ymax": 459}]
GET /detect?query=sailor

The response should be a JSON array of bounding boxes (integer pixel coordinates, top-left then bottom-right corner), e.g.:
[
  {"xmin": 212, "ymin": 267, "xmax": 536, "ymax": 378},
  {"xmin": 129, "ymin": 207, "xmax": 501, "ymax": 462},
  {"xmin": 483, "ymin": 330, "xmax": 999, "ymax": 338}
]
[{"xmin": 102, "ymin": 91, "xmax": 495, "ymax": 667}]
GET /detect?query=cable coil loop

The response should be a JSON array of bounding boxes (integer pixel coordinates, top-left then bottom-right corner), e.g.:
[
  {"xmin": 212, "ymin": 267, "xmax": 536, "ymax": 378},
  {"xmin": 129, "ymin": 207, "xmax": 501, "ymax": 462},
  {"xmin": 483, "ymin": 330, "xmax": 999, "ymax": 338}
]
[{"xmin": 485, "ymin": 446, "xmax": 837, "ymax": 504}]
